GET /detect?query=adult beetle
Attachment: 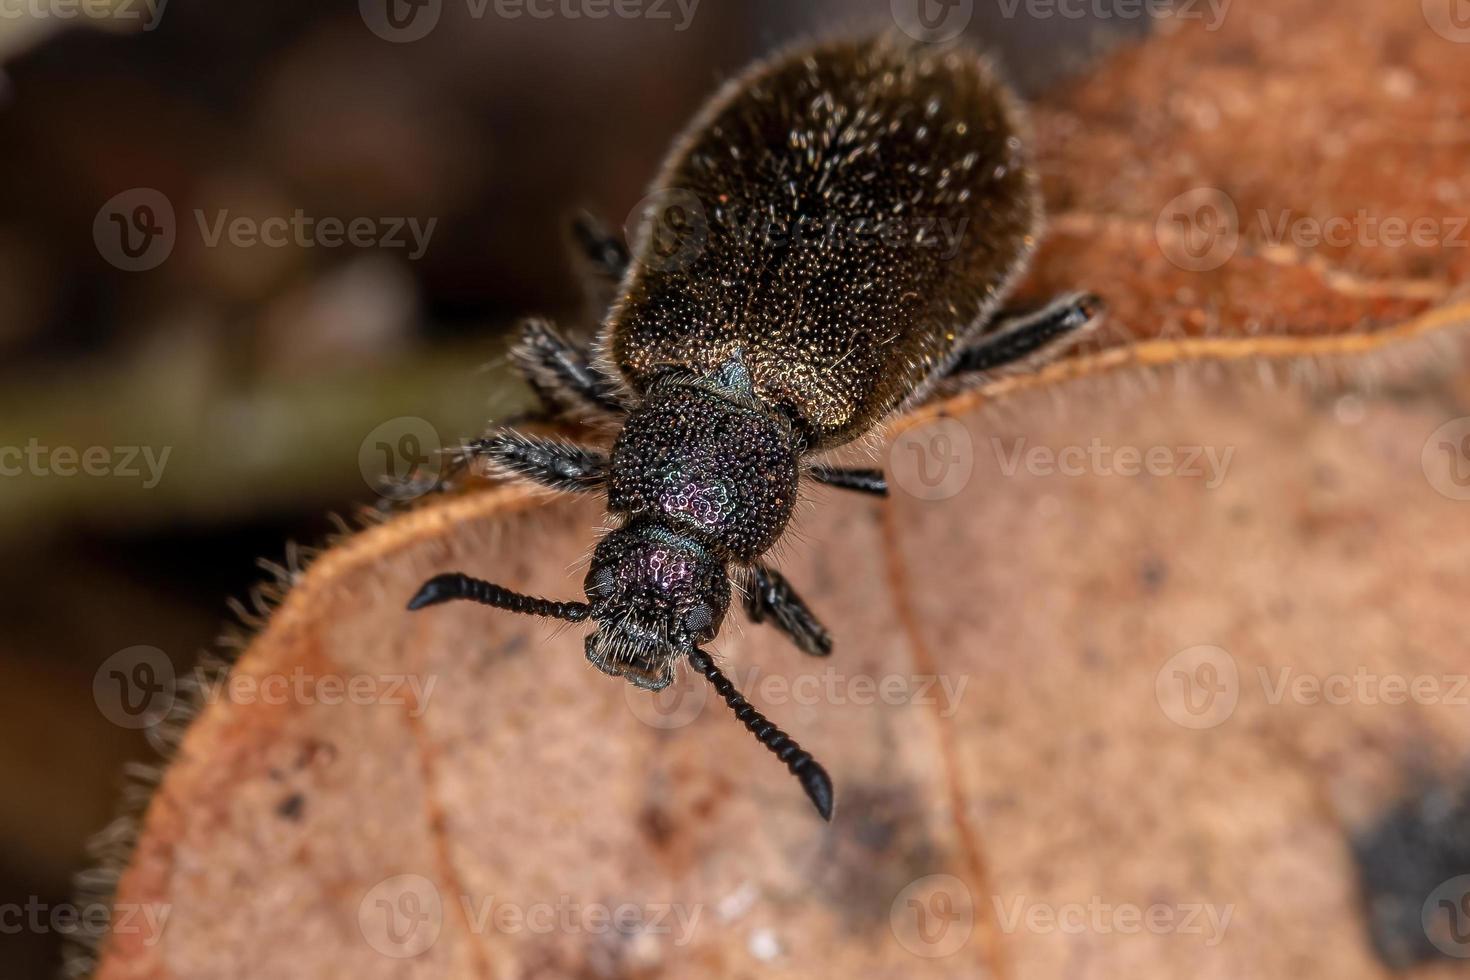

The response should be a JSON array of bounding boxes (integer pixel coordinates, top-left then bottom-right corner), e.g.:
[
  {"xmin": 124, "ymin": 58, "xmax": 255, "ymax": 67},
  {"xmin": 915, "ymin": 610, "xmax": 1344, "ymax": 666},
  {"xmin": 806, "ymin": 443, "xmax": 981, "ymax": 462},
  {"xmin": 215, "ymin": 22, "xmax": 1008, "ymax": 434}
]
[{"xmin": 409, "ymin": 33, "xmax": 1100, "ymax": 819}]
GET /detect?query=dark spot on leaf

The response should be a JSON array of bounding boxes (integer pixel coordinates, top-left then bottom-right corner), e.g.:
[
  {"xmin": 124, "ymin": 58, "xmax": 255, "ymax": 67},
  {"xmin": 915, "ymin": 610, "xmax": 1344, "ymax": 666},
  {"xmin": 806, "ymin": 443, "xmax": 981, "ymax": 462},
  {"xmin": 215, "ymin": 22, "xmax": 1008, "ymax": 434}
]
[
  {"xmin": 815, "ymin": 782, "xmax": 941, "ymax": 931},
  {"xmin": 1139, "ymin": 557, "xmax": 1167, "ymax": 593},
  {"xmin": 276, "ymin": 792, "xmax": 305, "ymax": 822},
  {"xmin": 1352, "ymin": 776, "xmax": 1470, "ymax": 968}
]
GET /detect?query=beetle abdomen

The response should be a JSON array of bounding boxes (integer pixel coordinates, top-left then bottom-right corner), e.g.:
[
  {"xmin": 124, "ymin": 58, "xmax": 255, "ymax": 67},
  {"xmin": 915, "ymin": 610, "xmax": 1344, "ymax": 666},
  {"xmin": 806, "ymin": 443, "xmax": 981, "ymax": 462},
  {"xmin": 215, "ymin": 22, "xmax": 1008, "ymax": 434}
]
[{"xmin": 610, "ymin": 34, "xmax": 1041, "ymax": 448}]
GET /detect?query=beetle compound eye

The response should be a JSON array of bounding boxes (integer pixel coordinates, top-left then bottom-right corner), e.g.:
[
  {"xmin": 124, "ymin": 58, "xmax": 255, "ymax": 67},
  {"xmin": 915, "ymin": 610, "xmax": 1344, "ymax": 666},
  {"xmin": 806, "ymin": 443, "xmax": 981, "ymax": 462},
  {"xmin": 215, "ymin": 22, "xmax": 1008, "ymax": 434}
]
[
  {"xmin": 588, "ymin": 567, "xmax": 616, "ymax": 600},
  {"xmin": 683, "ymin": 603, "xmax": 715, "ymax": 638}
]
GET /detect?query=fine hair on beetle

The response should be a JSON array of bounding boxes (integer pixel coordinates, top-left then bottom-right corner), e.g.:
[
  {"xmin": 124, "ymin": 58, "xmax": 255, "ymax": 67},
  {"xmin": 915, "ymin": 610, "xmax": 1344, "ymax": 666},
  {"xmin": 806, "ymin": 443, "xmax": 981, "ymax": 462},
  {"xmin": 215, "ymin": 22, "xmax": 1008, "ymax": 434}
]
[{"xmin": 407, "ymin": 31, "xmax": 1103, "ymax": 820}]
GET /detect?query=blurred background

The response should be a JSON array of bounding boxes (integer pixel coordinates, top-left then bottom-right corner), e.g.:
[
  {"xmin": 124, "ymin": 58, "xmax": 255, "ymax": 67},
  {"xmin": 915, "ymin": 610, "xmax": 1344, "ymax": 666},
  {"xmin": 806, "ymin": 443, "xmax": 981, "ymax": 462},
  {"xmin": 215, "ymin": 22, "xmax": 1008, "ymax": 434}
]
[{"xmin": 0, "ymin": 1, "xmax": 1145, "ymax": 973}]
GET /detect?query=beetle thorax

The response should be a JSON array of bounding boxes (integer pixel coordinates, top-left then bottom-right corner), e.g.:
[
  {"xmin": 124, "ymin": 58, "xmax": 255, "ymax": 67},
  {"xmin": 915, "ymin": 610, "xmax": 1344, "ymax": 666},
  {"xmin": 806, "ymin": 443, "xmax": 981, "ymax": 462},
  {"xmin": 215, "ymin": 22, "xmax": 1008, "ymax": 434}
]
[{"xmin": 606, "ymin": 382, "xmax": 800, "ymax": 562}]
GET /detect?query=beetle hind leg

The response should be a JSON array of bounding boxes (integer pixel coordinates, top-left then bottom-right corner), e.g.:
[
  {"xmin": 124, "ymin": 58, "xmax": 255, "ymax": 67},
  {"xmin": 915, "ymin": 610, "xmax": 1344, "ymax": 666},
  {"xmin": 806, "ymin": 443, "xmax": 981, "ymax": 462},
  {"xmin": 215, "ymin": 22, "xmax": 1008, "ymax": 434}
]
[{"xmin": 944, "ymin": 291, "xmax": 1104, "ymax": 380}]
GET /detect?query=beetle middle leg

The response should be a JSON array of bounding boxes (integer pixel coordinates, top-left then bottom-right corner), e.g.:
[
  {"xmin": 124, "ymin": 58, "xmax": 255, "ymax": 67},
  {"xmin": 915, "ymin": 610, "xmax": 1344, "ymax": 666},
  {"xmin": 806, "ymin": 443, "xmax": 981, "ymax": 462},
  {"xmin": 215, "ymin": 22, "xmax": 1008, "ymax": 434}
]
[
  {"xmin": 510, "ymin": 318, "xmax": 629, "ymax": 420},
  {"xmin": 745, "ymin": 564, "xmax": 832, "ymax": 657},
  {"xmin": 944, "ymin": 291, "xmax": 1103, "ymax": 380},
  {"xmin": 570, "ymin": 210, "xmax": 630, "ymax": 287}
]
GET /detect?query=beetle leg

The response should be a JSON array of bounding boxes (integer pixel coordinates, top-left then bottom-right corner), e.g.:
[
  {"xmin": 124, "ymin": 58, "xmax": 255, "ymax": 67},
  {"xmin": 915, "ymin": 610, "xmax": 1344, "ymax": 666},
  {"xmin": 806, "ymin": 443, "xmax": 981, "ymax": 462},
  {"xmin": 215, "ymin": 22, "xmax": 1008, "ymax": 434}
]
[
  {"xmin": 745, "ymin": 564, "xmax": 832, "ymax": 657},
  {"xmin": 570, "ymin": 210, "xmax": 630, "ymax": 286},
  {"xmin": 946, "ymin": 291, "xmax": 1103, "ymax": 378},
  {"xmin": 510, "ymin": 317, "xmax": 629, "ymax": 420},
  {"xmin": 808, "ymin": 465, "xmax": 887, "ymax": 497},
  {"xmin": 461, "ymin": 431, "xmax": 607, "ymax": 494}
]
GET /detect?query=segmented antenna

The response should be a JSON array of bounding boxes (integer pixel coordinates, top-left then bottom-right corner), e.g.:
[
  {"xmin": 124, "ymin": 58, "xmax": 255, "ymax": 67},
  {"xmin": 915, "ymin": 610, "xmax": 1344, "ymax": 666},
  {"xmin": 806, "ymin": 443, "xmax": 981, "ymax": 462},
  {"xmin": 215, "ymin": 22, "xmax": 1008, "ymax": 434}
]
[
  {"xmin": 408, "ymin": 572, "xmax": 592, "ymax": 622},
  {"xmin": 688, "ymin": 647, "xmax": 834, "ymax": 821}
]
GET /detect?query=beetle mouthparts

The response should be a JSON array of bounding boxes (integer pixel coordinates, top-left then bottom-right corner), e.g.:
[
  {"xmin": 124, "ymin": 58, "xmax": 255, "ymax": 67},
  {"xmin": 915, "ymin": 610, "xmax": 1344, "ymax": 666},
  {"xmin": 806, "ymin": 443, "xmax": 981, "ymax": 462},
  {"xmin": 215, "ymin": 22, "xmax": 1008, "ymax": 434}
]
[{"xmin": 584, "ymin": 630, "xmax": 675, "ymax": 691}]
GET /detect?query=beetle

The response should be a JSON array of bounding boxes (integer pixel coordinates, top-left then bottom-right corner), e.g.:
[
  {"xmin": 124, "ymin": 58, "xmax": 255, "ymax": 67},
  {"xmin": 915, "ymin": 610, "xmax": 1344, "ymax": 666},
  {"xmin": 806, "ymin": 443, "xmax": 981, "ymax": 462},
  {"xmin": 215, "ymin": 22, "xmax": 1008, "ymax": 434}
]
[{"xmin": 407, "ymin": 33, "xmax": 1101, "ymax": 820}]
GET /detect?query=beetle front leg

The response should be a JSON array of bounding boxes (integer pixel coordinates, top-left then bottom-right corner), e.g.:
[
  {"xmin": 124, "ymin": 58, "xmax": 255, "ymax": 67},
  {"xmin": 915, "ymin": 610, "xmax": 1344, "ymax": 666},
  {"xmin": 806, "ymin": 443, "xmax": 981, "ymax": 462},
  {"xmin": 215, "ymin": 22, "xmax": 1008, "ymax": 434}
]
[
  {"xmin": 745, "ymin": 565, "xmax": 832, "ymax": 657},
  {"xmin": 462, "ymin": 431, "xmax": 607, "ymax": 494}
]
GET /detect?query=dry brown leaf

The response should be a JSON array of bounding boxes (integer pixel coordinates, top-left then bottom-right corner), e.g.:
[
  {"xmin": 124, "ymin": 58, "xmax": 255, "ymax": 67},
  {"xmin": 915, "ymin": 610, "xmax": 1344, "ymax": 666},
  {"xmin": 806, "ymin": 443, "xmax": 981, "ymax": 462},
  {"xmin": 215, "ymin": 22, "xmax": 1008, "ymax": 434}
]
[{"xmin": 92, "ymin": 1, "xmax": 1470, "ymax": 978}]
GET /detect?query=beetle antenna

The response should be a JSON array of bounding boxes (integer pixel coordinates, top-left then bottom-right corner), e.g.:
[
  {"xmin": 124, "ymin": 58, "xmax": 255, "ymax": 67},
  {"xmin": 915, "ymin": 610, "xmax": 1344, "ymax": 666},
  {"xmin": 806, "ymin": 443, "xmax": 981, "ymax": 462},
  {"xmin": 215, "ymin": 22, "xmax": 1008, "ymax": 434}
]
[
  {"xmin": 687, "ymin": 647, "xmax": 834, "ymax": 821},
  {"xmin": 408, "ymin": 572, "xmax": 592, "ymax": 622}
]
